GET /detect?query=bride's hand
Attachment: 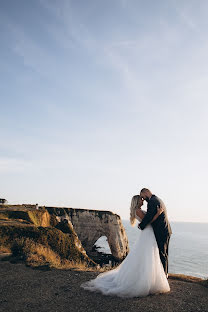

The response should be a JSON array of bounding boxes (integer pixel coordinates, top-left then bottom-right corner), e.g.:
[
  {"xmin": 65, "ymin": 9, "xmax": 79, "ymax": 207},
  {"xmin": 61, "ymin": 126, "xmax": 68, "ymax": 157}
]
[{"xmin": 157, "ymin": 206, "xmax": 164, "ymax": 215}]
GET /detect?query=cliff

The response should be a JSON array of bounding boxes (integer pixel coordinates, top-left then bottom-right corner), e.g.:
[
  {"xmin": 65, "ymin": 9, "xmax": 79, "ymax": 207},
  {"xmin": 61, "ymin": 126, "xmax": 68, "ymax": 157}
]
[
  {"xmin": 0, "ymin": 205, "xmax": 94, "ymax": 267},
  {"xmin": 0, "ymin": 204, "xmax": 129, "ymax": 266},
  {"xmin": 45, "ymin": 207, "xmax": 129, "ymax": 260}
]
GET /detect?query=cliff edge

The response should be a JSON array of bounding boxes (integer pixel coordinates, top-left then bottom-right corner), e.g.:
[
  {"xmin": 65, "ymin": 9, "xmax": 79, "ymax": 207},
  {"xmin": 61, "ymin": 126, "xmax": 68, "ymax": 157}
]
[{"xmin": 0, "ymin": 204, "xmax": 129, "ymax": 267}]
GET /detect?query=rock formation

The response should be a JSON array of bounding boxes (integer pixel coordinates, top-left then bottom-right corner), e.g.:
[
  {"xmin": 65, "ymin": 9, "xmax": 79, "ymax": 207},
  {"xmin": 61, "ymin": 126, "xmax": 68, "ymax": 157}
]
[
  {"xmin": 0, "ymin": 204, "xmax": 129, "ymax": 262},
  {"xmin": 0, "ymin": 207, "xmax": 94, "ymax": 266},
  {"xmin": 46, "ymin": 207, "xmax": 129, "ymax": 261}
]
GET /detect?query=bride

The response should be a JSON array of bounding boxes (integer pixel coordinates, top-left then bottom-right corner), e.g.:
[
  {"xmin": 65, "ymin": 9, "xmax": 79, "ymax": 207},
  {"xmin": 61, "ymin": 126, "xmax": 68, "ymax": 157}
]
[{"xmin": 81, "ymin": 195, "xmax": 170, "ymax": 298}]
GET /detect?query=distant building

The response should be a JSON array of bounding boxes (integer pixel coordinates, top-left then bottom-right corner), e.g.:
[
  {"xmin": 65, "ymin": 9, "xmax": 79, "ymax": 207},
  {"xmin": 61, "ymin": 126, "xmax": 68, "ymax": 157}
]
[{"xmin": 0, "ymin": 198, "xmax": 8, "ymax": 204}]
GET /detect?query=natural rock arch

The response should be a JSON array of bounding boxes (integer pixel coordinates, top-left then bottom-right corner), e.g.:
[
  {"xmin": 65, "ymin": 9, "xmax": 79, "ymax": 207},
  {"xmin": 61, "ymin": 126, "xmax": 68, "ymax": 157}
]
[
  {"xmin": 93, "ymin": 236, "xmax": 111, "ymax": 254},
  {"xmin": 46, "ymin": 207, "xmax": 129, "ymax": 260}
]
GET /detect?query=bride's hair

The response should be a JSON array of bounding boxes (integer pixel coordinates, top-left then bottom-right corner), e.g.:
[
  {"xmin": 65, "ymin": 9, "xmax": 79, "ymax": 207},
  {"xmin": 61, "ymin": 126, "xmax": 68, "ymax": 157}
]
[{"xmin": 130, "ymin": 195, "xmax": 141, "ymax": 226}]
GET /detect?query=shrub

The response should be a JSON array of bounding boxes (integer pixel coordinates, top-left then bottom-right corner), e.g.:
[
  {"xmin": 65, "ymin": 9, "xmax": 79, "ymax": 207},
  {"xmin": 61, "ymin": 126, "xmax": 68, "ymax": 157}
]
[
  {"xmin": 11, "ymin": 237, "xmax": 62, "ymax": 267},
  {"xmin": 0, "ymin": 224, "xmax": 94, "ymax": 266}
]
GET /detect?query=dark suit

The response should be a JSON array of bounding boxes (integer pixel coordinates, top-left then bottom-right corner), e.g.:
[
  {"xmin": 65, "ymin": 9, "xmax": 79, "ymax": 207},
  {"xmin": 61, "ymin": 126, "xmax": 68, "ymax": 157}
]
[{"xmin": 139, "ymin": 195, "xmax": 172, "ymax": 275}]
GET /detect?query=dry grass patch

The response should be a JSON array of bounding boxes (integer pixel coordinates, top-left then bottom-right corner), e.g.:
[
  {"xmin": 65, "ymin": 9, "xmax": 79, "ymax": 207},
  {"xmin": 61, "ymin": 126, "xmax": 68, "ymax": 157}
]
[
  {"xmin": 10, "ymin": 238, "xmax": 97, "ymax": 270},
  {"xmin": 0, "ymin": 245, "xmax": 11, "ymax": 253},
  {"xmin": 169, "ymin": 273, "xmax": 208, "ymax": 288},
  {"xmin": 0, "ymin": 224, "xmax": 95, "ymax": 269}
]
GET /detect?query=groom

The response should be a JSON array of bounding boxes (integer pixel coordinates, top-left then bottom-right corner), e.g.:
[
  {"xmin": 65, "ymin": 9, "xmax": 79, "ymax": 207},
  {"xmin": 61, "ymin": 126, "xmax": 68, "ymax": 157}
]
[{"xmin": 138, "ymin": 188, "xmax": 172, "ymax": 276}]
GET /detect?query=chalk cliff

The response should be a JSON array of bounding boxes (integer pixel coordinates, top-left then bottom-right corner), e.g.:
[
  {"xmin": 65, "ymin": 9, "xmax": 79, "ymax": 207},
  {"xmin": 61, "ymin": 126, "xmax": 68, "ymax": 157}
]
[
  {"xmin": 46, "ymin": 207, "xmax": 129, "ymax": 260},
  {"xmin": 0, "ymin": 207, "xmax": 94, "ymax": 266},
  {"xmin": 0, "ymin": 205, "xmax": 129, "ymax": 263}
]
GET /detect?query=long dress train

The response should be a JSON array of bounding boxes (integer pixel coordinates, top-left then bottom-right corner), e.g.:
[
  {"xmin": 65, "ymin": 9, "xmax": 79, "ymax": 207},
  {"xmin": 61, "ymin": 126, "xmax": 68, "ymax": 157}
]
[{"xmin": 81, "ymin": 215, "xmax": 170, "ymax": 298}]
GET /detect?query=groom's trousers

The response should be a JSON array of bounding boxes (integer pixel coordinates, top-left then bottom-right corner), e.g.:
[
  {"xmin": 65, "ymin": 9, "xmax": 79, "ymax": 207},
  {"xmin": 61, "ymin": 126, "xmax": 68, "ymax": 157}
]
[{"xmin": 156, "ymin": 236, "xmax": 170, "ymax": 275}]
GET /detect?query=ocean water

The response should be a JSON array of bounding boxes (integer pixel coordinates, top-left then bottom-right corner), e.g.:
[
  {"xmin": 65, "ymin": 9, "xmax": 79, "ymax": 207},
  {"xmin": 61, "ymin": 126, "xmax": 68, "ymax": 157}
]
[{"xmin": 95, "ymin": 221, "xmax": 208, "ymax": 279}]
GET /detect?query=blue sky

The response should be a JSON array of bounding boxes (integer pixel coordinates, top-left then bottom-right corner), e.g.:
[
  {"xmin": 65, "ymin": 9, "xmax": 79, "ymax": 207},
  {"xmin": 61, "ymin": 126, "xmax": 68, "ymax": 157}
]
[{"xmin": 0, "ymin": 0, "xmax": 208, "ymax": 222}]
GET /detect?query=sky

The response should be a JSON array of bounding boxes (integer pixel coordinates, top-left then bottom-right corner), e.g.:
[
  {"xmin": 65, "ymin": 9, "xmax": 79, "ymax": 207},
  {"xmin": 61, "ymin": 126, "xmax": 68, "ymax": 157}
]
[{"xmin": 0, "ymin": 0, "xmax": 208, "ymax": 223}]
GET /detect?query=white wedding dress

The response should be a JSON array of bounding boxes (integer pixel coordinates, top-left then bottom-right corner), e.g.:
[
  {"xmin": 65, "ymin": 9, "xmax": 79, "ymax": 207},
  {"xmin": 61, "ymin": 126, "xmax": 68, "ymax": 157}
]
[{"xmin": 81, "ymin": 214, "xmax": 170, "ymax": 298}]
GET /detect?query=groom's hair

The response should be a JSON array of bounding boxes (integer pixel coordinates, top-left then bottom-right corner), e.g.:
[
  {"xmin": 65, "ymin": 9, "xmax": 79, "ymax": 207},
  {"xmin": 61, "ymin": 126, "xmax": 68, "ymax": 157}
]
[{"xmin": 140, "ymin": 188, "xmax": 150, "ymax": 193}]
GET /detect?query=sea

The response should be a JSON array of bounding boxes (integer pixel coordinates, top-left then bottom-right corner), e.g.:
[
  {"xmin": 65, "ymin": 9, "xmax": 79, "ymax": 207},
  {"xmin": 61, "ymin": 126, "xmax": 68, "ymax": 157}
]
[{"xmin": 95, "ymin": 221, "xmax": 208, "ymax": 279}]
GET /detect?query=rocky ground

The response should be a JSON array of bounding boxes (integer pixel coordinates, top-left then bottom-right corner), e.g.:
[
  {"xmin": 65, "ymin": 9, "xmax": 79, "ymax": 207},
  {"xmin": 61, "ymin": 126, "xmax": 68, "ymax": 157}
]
[{"xmin": 0, "ymin": 259, "xmax": 207, "ymax": 312}]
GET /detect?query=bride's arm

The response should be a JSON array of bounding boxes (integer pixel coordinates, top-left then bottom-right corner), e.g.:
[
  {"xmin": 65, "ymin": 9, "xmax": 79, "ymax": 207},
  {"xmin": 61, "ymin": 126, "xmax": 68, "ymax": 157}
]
[
  {"xmin": 136, "ymin": 207, "xmax": 164, "ymax": 222},
  {"xmin": 150, "ymin": 206, "xmax": 164, "ymax": 223}
]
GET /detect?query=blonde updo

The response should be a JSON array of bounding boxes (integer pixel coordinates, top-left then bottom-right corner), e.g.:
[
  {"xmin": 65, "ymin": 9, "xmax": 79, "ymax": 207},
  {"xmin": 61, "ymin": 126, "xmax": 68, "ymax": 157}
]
[{"xmin": 130, "ymin": 195, "xmax": 141, "ymax": 226}]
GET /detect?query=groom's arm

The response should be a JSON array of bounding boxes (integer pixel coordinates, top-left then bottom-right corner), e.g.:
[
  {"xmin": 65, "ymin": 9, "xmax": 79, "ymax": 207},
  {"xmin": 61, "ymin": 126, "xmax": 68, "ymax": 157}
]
[{"xmin": 138, "ymin": 203, "xmax": 158, "ymax": 230}]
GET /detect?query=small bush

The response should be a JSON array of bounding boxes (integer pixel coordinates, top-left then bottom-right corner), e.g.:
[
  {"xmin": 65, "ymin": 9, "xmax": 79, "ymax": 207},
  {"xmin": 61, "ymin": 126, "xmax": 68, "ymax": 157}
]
[
  {"xmin": 55, "ymin": 219, "xmax": 74, "ymax": 234},
  {"xmin": 11, "ymin": 238, "xmax": 26, "ymax": 257},
  {"xmin": 49, "ymin": 214, "xmax": 58, "ymax": 227},
  {"xmin": 11, "ymin": 238, "xmax": 35, "ymax": 258}
]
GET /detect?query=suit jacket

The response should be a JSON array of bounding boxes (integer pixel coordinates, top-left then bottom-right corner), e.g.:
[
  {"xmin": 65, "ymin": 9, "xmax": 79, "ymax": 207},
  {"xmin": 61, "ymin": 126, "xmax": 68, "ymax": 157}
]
[{"xmin": 139, "ymin": 195, "xmax": 172, "ymax": 243}]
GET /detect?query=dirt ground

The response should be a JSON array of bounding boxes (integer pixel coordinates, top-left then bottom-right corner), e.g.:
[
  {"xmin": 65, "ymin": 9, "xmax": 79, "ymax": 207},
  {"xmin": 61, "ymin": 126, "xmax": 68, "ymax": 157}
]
[{"xmin": 0, "ymin": 259, "xmax": 207, "ymax": 312}]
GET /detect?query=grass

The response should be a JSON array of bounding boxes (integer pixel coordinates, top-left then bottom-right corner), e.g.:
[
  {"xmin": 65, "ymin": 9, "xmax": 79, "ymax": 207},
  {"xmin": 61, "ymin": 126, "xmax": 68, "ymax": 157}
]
[
  {"xmin": 28, "ymin": 210, "xmax": 51, "ymax": 226},
  {"xmin": 0, "ymin": 208, "xmax": 51, "ymax": 226},
  {"xmin": 0, "ymin": 212, "xmax": 9, "ymax": 220},
  {"xmin": 11, "ymin": 238, "xmax": 67, "ymax": 268},
  {"xmin": 0, "ymin": 223, "xmax": 95, "ymax": 269},
  {"xmin": 0, "ymin": 207, "xmax": 96, "ymax": 269},
  {"xmin": 0, "ymin": 245, "xmax": 11, "ymax": 253},
  {"xmin": 169, "ymin": 273, "xmax": 208, "ymax": 288}
]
